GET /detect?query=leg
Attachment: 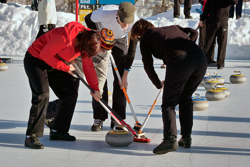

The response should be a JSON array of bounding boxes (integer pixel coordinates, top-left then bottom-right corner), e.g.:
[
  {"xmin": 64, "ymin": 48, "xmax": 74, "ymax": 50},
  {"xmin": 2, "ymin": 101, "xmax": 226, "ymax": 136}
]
[
  {"xmin": 184, "ymin": 0, "xmax": 192, "ymax": 18},
  {"xmin": 36, "ymin": 25, "xmax": 45, "ymax": 39},
  {"xmin": 111, "ymin": 38, "xmax": 127, "ymax": 120},
  {"xmin": 203, "ymin": 23, "xmax": 218, "ymax": 64},
  {"xmin": 24, "ymin": 52, "xmax": 51, "ymax": 149},
  {"xmin": 198, "ymin": 22, "xmax": 207, "ymax": 50},
  {"xmin": 236, "ymin": 0, "xmax": 243, "ymax": 18},
  {"xmin": 173, "ymin": 0, "xmax": 180, "ymax": 18},
  {"xmin": 48, "ymin": 70, "xmax": 79, "ymax": 133},
  {"xmin": 229, "ymin": 5, "xmax": 234, "ymax": 18},
  {"xmin": 216, "ymin": 22, "xmax": 228, "ymax": 69},
  {"xmin": 92, "ymin": 80, "xmax": 109, "ymax": 120},
  {"xmin": 24, "ymin": 52, "xmax": 50, "ymax": 137}
]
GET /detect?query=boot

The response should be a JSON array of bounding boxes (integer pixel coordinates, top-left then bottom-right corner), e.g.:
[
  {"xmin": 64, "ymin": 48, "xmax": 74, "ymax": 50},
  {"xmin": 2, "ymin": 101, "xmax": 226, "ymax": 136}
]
[{"xmin": 153, "ymin": 136, "xmax": 177, "ymax": 154}]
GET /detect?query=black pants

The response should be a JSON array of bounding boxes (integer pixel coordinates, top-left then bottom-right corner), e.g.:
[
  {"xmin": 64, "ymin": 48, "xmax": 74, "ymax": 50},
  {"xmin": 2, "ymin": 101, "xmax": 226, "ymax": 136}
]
[
  {"xmin": 162, "ymin": 49, "xmax": 207, "ymax": 138},
  {"xmin": 229, "ymin": 0, "xmax": 243, "ymax": 18},
  {"xmin": 36, "ymin": 24, "xmax": 56, "ymax": 39},
  {"xmin": 24, "ymin": 52, "xmax": 79, "ymax": 137},
  {"xmin": 198, "ymin": 22, "xmax": 216, "ymax": 57},
  {"xmin": 174, "ymin": 0, "xmax": 192, "ymax": 17},
  {"xmin": 203, "ymin": 21, "xmax": 228, "ymax": 67},
  {"xmin": 92, "ymin": 38, "xmax": 127, "ymax": 120}
]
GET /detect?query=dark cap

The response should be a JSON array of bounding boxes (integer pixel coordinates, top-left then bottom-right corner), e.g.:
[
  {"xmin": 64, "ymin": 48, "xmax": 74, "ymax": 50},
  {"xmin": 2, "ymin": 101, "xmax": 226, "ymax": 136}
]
[{"xmin": 118, "ymin": 2, "xmax": 135, "ymax": 24}]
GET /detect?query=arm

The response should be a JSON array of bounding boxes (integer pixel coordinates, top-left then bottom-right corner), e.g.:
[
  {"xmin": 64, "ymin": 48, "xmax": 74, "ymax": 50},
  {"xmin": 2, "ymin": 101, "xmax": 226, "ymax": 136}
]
[
  {"xmin": 81, "ymin": 57, "xmax": 100, "ymax": 92},
  {"xmin": 121, "ymin": 38, "xmax": 138, "ymax": 89},
  {"xmin": 140, "ymin": 39, "xmax": 162, "ymax": 89},
  {"xmin": 178, "ymin": 26, "xmax": 199, "ymax": 42},
  {"xmin": 85, "ymin": 13, "xmax": 98, "ymax": 30}
]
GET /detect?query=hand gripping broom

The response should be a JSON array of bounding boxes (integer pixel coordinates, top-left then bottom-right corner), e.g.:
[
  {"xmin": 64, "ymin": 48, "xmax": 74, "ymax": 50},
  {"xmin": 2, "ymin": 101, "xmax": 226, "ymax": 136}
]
[{"xmin": 56, "ymin": 54, "xmax": 150, "ymax": 143}]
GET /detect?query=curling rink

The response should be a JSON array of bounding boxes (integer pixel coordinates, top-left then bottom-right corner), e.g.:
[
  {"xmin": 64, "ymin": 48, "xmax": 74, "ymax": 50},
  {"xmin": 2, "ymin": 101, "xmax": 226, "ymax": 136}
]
[{"xmin": 0, "ymin": 51, "xmax": 250, "ymax": 167}]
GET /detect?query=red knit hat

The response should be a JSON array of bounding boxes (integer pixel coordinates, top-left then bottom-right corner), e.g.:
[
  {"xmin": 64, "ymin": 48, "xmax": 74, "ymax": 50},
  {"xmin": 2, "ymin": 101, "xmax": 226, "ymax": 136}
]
[{"xmin": 100, "ymin": 28, "xmax": 115, "ymax": 50}]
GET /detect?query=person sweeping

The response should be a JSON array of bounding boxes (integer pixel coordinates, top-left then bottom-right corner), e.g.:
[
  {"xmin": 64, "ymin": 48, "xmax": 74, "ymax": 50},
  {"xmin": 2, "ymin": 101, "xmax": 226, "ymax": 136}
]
[
  {"xmin": 131, "ymin": 19, "xmax": 207, "ymax": 154},
  {"xmin": 24, "ymin": 21, "xmax": 114, "ymax": 149}
]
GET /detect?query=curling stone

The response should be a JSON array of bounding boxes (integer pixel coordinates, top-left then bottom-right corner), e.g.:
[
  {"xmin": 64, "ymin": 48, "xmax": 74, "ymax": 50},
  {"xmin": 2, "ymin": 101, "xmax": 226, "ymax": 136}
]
[
  {"xmin": 105, "ymin": 125, "xmax": 133, "ymax": 147},
  {"xmin": 200, "ymin": 73, "xmax": 212, "ymax": 86},
  {"xmin": 108, "ymin": 92, "xmax": 112, "ymax": 102},
  {"xmin": 211, "ymin": 72, "xmax": 224, "ymax": 84},
  {"xmin": 205, "ymin": 86, "xmax": 225, "ymax": 101},
  {"xmin": 216, "ymin": 84, "xmax": 230, "ymax": 98},
  {"xmin": 204, "ymin": 80, "xmax": 220, "ymax": 90},
  {"xmin": 192, "ymin": 93, "xmax": 209, "ymax": 111},
  {"xmin": 0, "ymin": 60, "xmax": 8, "ymax": 71},
  {"xmin": 229, "ymin": 71, "xmax": 246, "ymax": 84}
]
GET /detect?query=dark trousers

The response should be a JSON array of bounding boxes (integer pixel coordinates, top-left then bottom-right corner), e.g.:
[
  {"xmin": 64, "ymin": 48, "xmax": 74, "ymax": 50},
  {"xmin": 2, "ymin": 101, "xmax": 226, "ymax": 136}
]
[
  {"xmin": 92, "ymin": 38, "xmax": 127, "ymax": 120},
  {"xmin": 198, "ymin": 22, "xmax": 216, "ymax": 57},
  {"xmin": 229, "ymin": 0, "xmax": 243, "ymax": 18},
  {"xmin": 174, "ymin": 0, "xmax": 192, "ymax": 17},
  {"xmin": 162, "ymin": 49, "xmax": 207, "ymax": 138},
  {"xmin": 24, "ymin": 52, "xmax": 79, "ymax": 137},
  {"xmin": 36, "ymin": 24, "xmax": 56, "ymax": 39},
  {"xmin": 203, "ymin": 21, "xmax": 228, "ymax": 67}
]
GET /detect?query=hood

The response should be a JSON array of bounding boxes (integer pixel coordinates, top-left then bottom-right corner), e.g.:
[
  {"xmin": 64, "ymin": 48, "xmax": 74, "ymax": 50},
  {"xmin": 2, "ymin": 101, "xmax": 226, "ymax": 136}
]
[{"xmin": 64, "ymin": 21, "xmax": 90, "ymax": 46}]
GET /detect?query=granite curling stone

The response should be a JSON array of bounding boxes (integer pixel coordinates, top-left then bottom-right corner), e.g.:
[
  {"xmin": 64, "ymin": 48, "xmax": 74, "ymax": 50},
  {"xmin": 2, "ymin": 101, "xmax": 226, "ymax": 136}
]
[
  {"xmin": 105, "ymin": 125, "xmax": 133, "ymax": 147},
  {"xmin": 229, "ymin": 71, "xmax": 246, "ymax": 84},
  {"xmin": 192, "ymin": 93, "xmax": 209, "ymax": 111}
]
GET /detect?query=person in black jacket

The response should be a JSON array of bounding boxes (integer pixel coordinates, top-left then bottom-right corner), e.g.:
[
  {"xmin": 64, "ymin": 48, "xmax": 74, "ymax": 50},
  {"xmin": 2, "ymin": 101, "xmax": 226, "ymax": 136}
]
[
  {"xmin": 131, "ymin": 19, "xmax": 207, "ymax": 155},
  {"xmin": 198, "ymin": 0, "xmax": 238, "ymax": 69}
]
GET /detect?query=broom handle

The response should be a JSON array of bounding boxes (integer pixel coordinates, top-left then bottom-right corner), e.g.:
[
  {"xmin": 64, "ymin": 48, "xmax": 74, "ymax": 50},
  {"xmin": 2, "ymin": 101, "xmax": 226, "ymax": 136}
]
[
  {"xmin": 138, "ymin": 88, "xmax": 163, "ymax": 134},
  {"xmin": 109, "ymin": 54, "xmax": 140, "ymax": 125},
  {"xmin": 56, "ymin": 54, "xmax": 138, "ymax": 136}
]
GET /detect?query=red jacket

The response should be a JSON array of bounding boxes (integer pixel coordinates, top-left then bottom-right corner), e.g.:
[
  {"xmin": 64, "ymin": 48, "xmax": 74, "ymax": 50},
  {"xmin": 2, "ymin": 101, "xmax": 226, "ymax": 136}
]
[{"xmin": 28, "ymin": 21, "xmax": 99, "ymax": 91}]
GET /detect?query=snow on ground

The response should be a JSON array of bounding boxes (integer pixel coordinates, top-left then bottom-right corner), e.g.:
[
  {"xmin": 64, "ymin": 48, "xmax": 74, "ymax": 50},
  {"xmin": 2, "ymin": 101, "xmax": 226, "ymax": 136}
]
[{"xmin": 0, "ymin": 2, "xmax": 250, "ymax": 59}]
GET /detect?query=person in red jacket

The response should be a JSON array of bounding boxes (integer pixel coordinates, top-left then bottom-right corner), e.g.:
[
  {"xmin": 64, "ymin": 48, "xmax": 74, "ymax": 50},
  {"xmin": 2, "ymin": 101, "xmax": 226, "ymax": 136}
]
[
  {"xmin": 24, "ymin": 21, "xmax": 114, "ymax": 149},
  {"xmin": 131, "ymin": 19, "xmax": 207, "ymax": 155}
]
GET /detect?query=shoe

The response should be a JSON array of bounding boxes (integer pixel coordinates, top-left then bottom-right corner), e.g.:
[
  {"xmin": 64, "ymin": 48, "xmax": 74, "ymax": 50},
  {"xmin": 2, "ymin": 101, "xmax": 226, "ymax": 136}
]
[
  {"xmin": 209, "ymin": 60, "xmax": 217, "ymax": 64},
  {"xmin": 25, "ymin": 134, "xmax": 44, "ymax": 149},
  {"xmin": 153, "ymin": 138, "xmax": 177, "ymax": 154},
  {"xmin": 160, "ymin": 64, "xmax": 166, "ymax": 68},
  {"xmin": 217, "ymin": 64, "xmax": 224, "ymax": 70},
  {"xmin": 178, "ymin": 137, "xmax": 192, "ymax": 148},
  {"xmin": 50, "ymin": 131, "xmax": 76, "ymax": 141},
  {"xmin": 217, "ymin": 66, "xmax": 223, "ymax": 70},
  {"xmin": 45, "ymin": 118, "xmax": 54, "ymax": 128},
  {"xmin": 185, "ymin": 16, "xmax": 193, "ymax": 19},
  {"xmin": 236, "ymin": 16, "xmax": 241, "ymax": 20},
  {"xmin": 91, "ymin": 119, "xmax": 104, "ymax": 131},
  {"xmin": 173, "ymin": 16, "xmax": 179, "ymax": 19}
]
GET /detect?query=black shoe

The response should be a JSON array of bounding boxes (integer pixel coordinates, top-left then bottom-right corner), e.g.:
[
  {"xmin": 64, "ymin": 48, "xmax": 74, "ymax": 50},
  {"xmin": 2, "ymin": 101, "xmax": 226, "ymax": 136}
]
[
  {"xmin": 25, "ymin": 134, "xmax": 44, "ymax": 149},
  {"xmin": 45, "ymin": 118, "xmax": 54, "ymax": 128},
  {"xmin": 185, "ymin": 16, "xmax": 193, "ymax": 19},
  {"xmin": 50, "ymin": 131, "xmax": 76, "ymax": 141},
  {"xmin": 91, "ymin": 119, "xmax": 104, "ymax": 131},
  {"xmin": 153, "ymin": 138, "xmax": 177, "ymax": 154},
  {"xmin": 210, "ymin": 60, "xmax": 217, "ymax": 64},
  {"xmin": 178, "ymin": 137, "xmax": 192, "ymax": 148},
  {"xmin": 173, "ymin": 16, "xmax": 179, "ymax": 19}
]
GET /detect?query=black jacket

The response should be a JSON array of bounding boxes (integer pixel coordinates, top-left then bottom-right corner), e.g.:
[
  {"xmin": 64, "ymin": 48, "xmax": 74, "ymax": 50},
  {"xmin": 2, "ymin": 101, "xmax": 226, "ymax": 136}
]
[
  {"xmin": 140, "ymin": 26, "xmax": 200, "ymax": 88},
  {"xmin": 201, "ymin": 0, "xmax": 238, "ymax": 24}
]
